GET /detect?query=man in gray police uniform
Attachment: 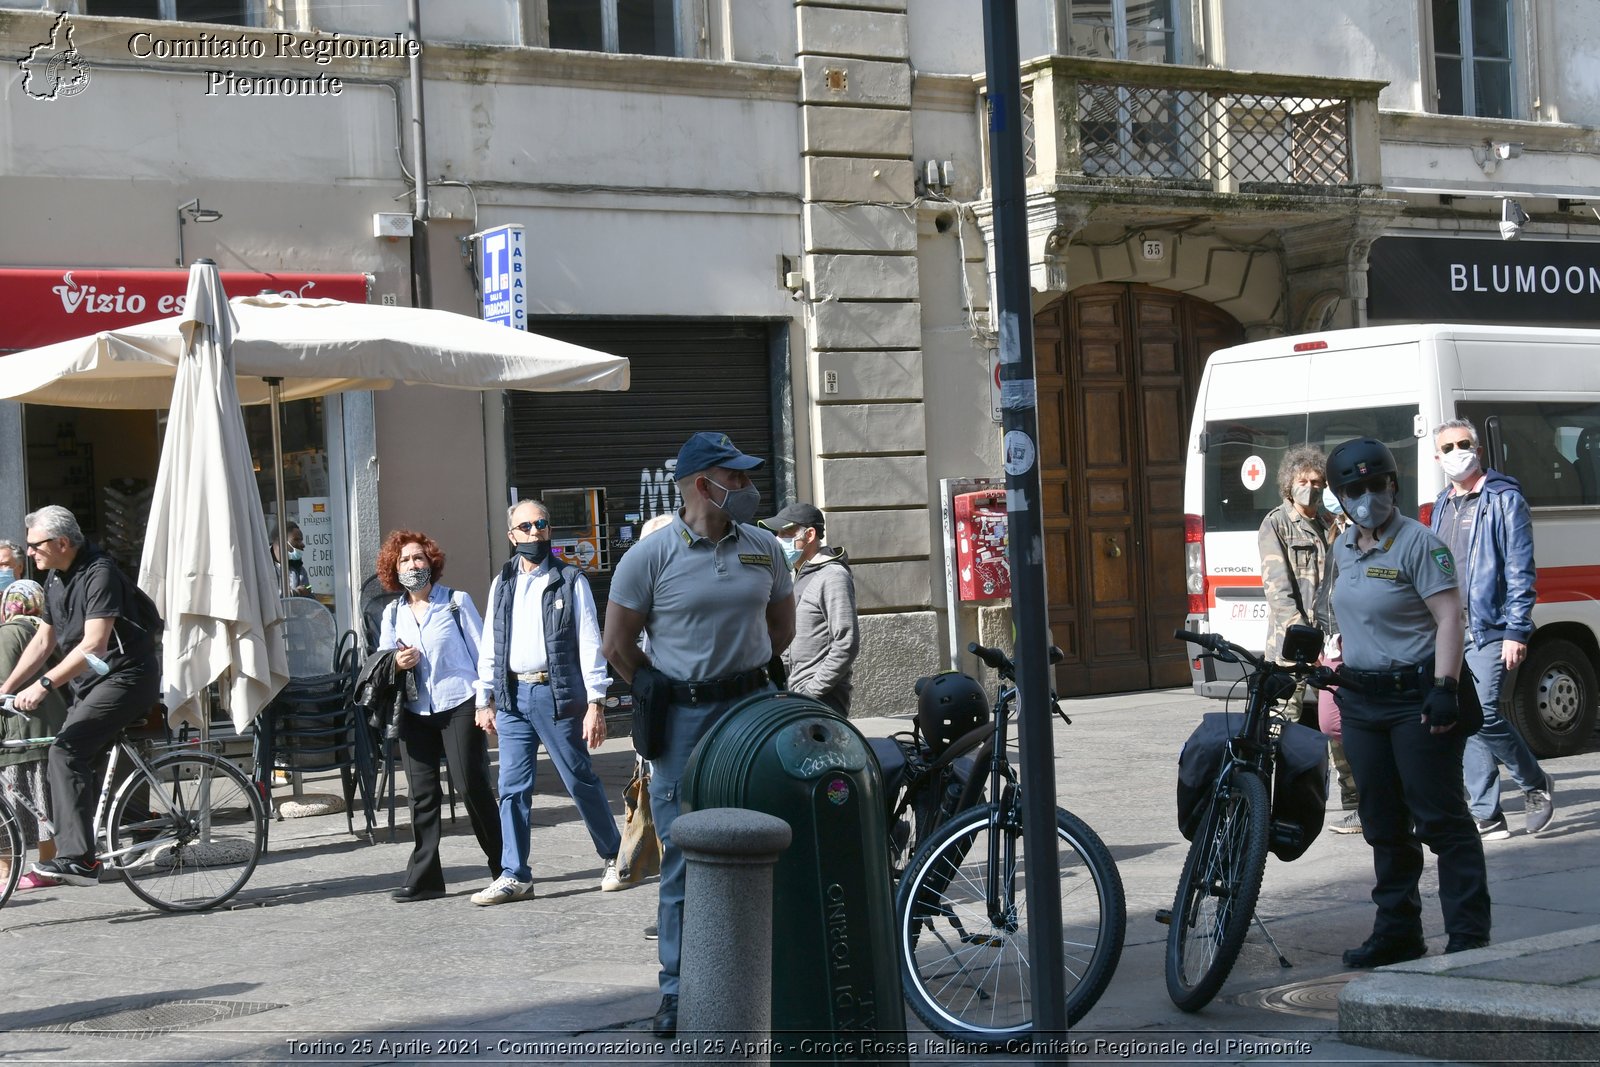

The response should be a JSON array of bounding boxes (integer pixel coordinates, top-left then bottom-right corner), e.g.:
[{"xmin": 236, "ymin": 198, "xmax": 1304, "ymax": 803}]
[{"xmin": 602, "ymin": 431, "xmax": 795, "ymax": 1038}]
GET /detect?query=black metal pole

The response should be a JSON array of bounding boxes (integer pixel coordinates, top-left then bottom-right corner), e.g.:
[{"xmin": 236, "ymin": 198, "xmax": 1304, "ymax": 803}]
[
  {"xmin": 407, "ymin": 0, "xmax": 432, "ymax": 309},
  {"xmin": 982, "ymin": 0, "xmax": 1069, "ymax": 1053}
]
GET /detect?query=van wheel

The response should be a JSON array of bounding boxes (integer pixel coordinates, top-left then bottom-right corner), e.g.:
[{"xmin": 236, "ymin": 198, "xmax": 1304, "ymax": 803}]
[{"xmin": 1509, "ymin": 638, "xmax": 1599, "ymax": 758}]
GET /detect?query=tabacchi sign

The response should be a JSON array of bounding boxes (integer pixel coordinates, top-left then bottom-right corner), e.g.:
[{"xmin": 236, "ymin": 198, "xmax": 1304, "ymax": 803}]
[{"xmin": 0, "ymin": 269, "xmax": 370, "ymax": 351}]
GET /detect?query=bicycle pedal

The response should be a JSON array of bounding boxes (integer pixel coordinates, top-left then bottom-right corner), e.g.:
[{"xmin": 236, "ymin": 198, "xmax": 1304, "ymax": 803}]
[{"xmin": 1155, "ymin": 908, "xmax": 1172, "ymax": 925}]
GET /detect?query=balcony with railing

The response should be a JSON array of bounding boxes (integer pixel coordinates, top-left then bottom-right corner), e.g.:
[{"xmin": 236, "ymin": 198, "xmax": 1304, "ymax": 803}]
[{"xmin": 990, "ymin": 56, "xmax": 1386, "ymax": 204}]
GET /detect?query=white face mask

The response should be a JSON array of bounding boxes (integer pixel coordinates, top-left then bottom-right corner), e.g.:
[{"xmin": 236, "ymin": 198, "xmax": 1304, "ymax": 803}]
[{"xmin": 1440, "ymin": 447, "xmax": 1480, "ymax": 482}]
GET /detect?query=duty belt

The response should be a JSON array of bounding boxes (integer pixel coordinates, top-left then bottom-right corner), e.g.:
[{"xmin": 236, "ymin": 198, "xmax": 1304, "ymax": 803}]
[
  {"xmin": 1340, "ymin": 660, "xmax": 1433, "ymax": 699},
  {"xmin": 668, "ymin": 667, "xmax": 768, "ymax": 706},
  {"xmin": 515, "ymin": 671, "xmax": 551, "ymax": 685}
]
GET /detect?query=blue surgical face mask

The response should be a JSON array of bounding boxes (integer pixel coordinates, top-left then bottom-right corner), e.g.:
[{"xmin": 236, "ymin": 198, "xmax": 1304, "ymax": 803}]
[
  {"xmin": 781, "ymin": 541, "xmax": 804, "ymax": 569},
  {"xmin": 0, "ymin": 568, "xmax": 13, "ymax": 592}
]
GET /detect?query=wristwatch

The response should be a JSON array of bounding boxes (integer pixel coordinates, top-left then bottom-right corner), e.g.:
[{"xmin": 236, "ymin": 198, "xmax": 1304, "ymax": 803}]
[
  {"xmin": 1433, "ymin": 676, "xmax": 1458, "ymax": 692},
  {"xmin": 38, "ymin": 676, "xmax": 53, "ymax": 692}
]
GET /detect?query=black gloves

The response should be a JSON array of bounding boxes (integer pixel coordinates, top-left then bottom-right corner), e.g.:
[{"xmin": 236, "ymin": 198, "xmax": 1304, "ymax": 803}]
[{"xmin": 1422, "ymin": 681, "xmax": 1460, "ymax": 731}]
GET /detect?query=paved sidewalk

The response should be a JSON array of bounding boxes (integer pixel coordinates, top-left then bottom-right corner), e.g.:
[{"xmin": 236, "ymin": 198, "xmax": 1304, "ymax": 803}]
[{"xmin": 0, "ymin": 688, "xmax": 1591, "ymax": 1065}]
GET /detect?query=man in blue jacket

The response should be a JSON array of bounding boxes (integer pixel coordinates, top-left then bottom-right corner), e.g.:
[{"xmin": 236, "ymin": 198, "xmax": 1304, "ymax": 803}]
[{"xmin": 1430, "ymin": 419, "xmax": 1555, "ymax": 839}]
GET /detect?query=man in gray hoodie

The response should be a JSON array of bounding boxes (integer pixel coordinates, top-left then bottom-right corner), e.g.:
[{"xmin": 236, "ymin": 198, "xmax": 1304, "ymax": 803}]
[{"xmin": 763, "ymin": 502, "xmax": 858, "ymax": 714}]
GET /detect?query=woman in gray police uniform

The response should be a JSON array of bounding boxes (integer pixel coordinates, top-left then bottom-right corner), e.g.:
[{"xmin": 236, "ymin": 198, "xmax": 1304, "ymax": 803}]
[{"xmin": 1325, "ymin": 438, "xmax": 1491, "ymax": 967}]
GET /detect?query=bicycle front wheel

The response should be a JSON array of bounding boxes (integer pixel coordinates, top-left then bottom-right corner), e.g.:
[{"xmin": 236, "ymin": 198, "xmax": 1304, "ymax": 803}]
[
  {"xmin": 0, "ymin": 797, "xmax": 24, "ymax": 909},
  {"xmin": 109, "ymin": 751, "xmax": 265, "ymax": 912},
  {"xmin": 896, "ymin": 802, "xmax": 1126, "ymax": 1047},
  {"xmin": 1165, "ymin": 766, "xmax": 1271, "ymax": 1012}
]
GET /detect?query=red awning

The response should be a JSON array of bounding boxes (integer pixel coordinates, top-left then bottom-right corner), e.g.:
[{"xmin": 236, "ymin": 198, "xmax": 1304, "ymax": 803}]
[{"xmin": 0, "ymin": 268, "xmax": 371, "ymax": 351}]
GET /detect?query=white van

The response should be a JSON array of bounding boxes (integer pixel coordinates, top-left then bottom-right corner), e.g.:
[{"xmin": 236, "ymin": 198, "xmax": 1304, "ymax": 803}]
[{"xmin": 1182, "ymin": 324, "xmax": 1600, "ymax": 757}]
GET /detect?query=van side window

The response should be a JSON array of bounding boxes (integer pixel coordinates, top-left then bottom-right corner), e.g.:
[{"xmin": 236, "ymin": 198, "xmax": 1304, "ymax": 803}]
[{"xmin": 1458, "ymin": 402, "xmax": 1600, "ymax": 508}]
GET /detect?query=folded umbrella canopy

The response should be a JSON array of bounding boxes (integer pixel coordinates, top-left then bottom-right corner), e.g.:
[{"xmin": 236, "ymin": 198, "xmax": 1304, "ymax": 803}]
[{"xmin": 138, "ymin": 262, "xmax": 290, "ymax": 732}]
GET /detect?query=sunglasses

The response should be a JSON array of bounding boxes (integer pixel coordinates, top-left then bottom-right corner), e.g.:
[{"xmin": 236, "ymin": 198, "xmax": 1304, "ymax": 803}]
[
  {"xmin": 1438, "ymin": 439, "xmax": 1475, "ymax": 454},
  {"xmin": 510, "ymin": 519, "xmax": 550, "ymax": 534},
  {"xmin": 25, "ymin": 537, "xmax": 56, "ymax": 552},
  {"xmin": 1341, "ymin": 475, "xmax": 1392, "ymax": 497}
]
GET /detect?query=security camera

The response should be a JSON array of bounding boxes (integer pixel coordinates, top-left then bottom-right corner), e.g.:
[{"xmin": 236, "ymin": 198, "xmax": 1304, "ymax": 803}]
[
  {"xmin": 1499, "ymin": 198, "xmax": 1529, "ymax": 241},
  {"xmin": 1492, "ymin": 141, "xmax": 1524, "ymax": 160}
]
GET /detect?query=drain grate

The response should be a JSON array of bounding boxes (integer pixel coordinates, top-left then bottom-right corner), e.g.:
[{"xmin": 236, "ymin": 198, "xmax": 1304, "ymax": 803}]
[
  {"xmin": 1227, "ymin": 972, "xmax": 1358, "ymax": 1019},
  {"xmin": 27, "ymin": 998, "xmax": 284, "ymax": 1039}
]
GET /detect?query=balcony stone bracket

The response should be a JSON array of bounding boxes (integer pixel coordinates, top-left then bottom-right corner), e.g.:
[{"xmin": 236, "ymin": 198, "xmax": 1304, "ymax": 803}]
[{"xmin": 1280, "ymin": 208, "xmax": 1406, "ymax": 332}]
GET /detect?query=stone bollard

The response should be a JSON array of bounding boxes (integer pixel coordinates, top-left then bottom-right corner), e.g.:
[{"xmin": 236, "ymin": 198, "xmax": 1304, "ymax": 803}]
[{"xmin": 674, "ymin": 807, "xmax": 792, "ymax": 1065}]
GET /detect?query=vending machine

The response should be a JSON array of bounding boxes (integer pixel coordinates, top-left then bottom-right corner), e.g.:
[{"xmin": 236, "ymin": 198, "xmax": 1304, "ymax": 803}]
[
  {"xmin": 542, "ymin": 487, "xmax": 609, "ymax": 573},
  {"xmin": 953, "ymin": 489, "xmax": 1010, "ymax": 601}
]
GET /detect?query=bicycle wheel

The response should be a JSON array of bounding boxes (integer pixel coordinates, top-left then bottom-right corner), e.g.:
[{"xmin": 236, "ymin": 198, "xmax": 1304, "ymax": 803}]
[
  {"xmin": 0, "ymin": 798, "xmax": 24, "ymax": 909},
  {"xmin": 897, "ymin": 802, "xmax": 1126, "ymax": 1047},
  {"xmin": 1165, "ymin": 766, "xmax": 1271, "ymax": 1012},
  {"xmin": 108, "ymin": 751, "xmax": 265, "ymax": 912}
]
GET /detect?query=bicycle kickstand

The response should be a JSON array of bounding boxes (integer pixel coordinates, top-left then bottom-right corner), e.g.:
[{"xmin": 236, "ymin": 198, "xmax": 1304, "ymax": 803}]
[{"xmin": 1252, "ymin": 911, "xmax": 1293, "ymax": 968}]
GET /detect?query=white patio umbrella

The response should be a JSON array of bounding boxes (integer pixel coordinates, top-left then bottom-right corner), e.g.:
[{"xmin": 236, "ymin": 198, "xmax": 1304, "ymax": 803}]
[{"xmin": 138, "ymin": 261, "xmax": 290, "ymax": 732}]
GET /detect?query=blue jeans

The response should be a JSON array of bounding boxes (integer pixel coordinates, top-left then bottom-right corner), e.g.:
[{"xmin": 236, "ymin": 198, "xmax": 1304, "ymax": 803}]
[
  {"xmin": 1462, "ymin": 638, "xmax": 1545, "ymax": 821},
  {"xmin": 651, "ymin": 686, "xmax": 775, "ymax": 996},
  {"xmin": 494, "ymin": 683, "xmax": 621, "ymax": 883}
]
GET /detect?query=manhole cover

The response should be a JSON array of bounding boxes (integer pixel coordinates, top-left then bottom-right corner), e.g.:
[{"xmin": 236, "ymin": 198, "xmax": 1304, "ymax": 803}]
[
  {"xmin": 28, "ymin": 998, "xmax": 284, "ymax": 1039},
  {"xmin": 1227, "ymin": 972, "xmax": 1358, "ymax": 1019}
]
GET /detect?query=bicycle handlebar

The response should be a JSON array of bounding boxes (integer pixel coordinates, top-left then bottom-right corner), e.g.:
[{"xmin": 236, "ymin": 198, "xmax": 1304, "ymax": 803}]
[
  {"xmin": 0, "ymin": 695, "xmax": 17, "ymax": 714},
  {"xmin": 1172, "ymin": 630, "xmax": 1352, "ymax": 692}
]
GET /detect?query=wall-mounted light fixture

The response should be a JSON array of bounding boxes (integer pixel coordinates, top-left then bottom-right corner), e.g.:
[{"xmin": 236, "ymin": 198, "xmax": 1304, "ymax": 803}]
[
  {"xmin": 176, "ymin": 197, "xmax": 224, "ymax": 266},
  {"xmin": 1473, "ymin": 139, "xmax": 1525, "ymax": 174}
]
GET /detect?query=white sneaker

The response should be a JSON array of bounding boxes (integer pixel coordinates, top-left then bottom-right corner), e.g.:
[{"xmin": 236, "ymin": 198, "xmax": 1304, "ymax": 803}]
[
  {"xmin": 600, "ymin": 858, "xmax": 623, "ymax": 892},
  {"xmin": 471, "ymin": 875, "xmax": 534, "ymax": 906}
]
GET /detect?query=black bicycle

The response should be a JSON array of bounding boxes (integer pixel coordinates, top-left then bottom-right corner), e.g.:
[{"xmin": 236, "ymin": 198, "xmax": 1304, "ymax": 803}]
[
  {"xmin": 890, "ymin": 642, "xmax": 1126, "ymax": 1046},
  {"xmin": 1164, "ymin": 624, "xmax": 1335, "ymax": 1012}
]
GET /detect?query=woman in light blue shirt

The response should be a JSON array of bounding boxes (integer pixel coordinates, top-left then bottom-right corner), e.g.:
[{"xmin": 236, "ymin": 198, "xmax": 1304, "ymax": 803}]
[{"xmin": 376, "ymin": 529, "xmax": 502, "ymax": 901}]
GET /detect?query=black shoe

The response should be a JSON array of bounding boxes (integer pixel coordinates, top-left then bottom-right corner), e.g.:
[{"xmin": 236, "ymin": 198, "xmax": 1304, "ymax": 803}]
[
  {"xmin": 1445, "ymin": 934, "xmax": 1490, "ymax": 954},
  {"xmin": 644, "ymin": 924, "xmax": 659, "ymax": 941},
  {"xmin": 391, "ymin": 885, "xmax": 445, "ymax": 902},
  {"xmin": 31, "ymin": 857, "xmax": 100, "ymax": 888},
  {"xmin": 1342, "ymin": 932, "xmax": 1426, "ymax": 968},
  {"xmin": 652, "ymin": 994, "xmax": 678, "ymax": 1038}
]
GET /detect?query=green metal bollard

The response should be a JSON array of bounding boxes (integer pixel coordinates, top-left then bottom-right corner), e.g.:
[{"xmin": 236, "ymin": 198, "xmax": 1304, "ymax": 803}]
[{"xmin": 682, "ymin": 692, "xmax": 908, "ymax": 1064}]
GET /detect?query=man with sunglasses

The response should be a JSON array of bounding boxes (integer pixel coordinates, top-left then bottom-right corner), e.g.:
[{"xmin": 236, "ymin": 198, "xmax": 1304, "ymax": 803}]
[
  {"xmin": 1, "ymin": 505, "xmax": 161, "ymax": 887},
  {"xmin": 602, "ymin": 431, "xmax": 795, "ymax": 1037},
  {"xmin": 472, "ymin": 499, "xmax": 620, "ymax": 905},
  {"xmin": 1325, "ymin": 438, "xmax": 1490, "ymax": 967},
  {"xmin": 1428, "ymin": 418, "xmax": 1554, "ymax": 840}
]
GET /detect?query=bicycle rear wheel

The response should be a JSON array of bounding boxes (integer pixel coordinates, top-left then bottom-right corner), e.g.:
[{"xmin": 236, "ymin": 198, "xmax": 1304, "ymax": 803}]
[
  {"xmin": 1165, "ymin": 766, "xmax": 1271, "ymax": 1012},
  {"xmin": 109, "ymin": 751, "xmax": 265, "ymax": 912},
  {"xmin": 0, "ymin": 798, "xmax": 23, "ymax": 909},
  {"xmin": 896, "ymin": 802, "xmax": 1126, "ymax": 1047}
]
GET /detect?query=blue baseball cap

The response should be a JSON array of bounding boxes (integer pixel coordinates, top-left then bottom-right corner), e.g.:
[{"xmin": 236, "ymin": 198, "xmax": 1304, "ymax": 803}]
[{"xmin": 675, "ymin": 431, "xmax": 765, "ymax": 480}]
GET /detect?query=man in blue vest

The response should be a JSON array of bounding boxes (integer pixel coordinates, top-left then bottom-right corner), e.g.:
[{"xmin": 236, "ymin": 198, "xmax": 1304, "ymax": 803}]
[{"xmin": 473, "ymin": 499, "xmax": 621, "ymax": 904}]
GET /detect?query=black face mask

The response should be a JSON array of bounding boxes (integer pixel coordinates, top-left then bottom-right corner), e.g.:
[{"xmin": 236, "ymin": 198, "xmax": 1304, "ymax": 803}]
[{"xmin": 514, "ymin": 540, "xmax": 551, "ymax": 565}]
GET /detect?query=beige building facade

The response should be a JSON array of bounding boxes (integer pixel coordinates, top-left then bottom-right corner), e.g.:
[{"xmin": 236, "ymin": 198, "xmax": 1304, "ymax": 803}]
[{"xmin": 3, "ymin": 0, "xmax": 1597, "ymax": 709}]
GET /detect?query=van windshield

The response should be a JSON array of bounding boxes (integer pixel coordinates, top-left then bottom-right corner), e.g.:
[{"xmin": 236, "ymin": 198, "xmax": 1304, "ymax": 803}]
[{"xmin": 1202, "ymin": 405, "xmax": 1419, "ymax": 533}]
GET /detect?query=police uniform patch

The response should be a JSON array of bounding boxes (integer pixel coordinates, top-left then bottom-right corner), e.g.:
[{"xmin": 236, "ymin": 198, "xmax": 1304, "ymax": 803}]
[
  {"xmin": 739, "ymin": 553, "xmax": 773, "ymax": 566},
  {"xmin": 1431, "ymin": 547, "xmax": 1455, "ymax": 576},
  {"xmin": 1365, "ymin": 566, "xmax": 1400, "ymax": 580}
]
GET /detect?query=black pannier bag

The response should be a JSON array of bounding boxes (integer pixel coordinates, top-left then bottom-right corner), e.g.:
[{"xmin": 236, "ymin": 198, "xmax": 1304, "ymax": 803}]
[{"xmin": 1176, "ymin": 712, "xmax": 1329, "ymax": 862}]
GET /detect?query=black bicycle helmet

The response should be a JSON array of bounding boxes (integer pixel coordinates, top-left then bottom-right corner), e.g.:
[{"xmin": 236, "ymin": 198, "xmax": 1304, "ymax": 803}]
[
  {"xmin": 914, "ymin": 671, "xmax": 990, "ymax": 757},
  {"xmin": 1325, "ymin": 437, "xmax": 1398, "ymax": 495}
]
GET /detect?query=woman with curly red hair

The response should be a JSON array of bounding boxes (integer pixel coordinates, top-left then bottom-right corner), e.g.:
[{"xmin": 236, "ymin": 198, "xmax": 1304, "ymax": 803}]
[{"xmin": 375, "ymin": 529, "xmax": 501, "ymax": 901}]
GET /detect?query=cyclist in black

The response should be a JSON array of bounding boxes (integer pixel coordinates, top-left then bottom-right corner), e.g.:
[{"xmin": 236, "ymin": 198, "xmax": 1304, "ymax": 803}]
[
  {"xmin": 1325, "ymin": 439, "xmax": 1490, "ymax": 966},
  {"xmin": 1, "ymin": 506, "xmax": 160, "ymax": 887}
]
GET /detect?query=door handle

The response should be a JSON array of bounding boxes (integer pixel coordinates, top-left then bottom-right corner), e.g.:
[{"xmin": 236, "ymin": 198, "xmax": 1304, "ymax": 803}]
[{"xmin": 1105, "ymin": 535, "xmax": 1122, "ymax": 559}]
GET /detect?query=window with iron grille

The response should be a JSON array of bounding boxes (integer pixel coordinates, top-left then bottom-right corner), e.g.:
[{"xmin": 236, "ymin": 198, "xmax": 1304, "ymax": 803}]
[{"xmin": 1431, "ymin": 0, "xmax": 1517, "ymax": 118}]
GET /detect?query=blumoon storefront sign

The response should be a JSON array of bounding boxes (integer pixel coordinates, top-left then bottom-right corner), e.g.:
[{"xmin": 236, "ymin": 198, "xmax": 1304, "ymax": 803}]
[{"xmin": 1368, "ymin": 236, "xmax": 1600, "ymax": 326}]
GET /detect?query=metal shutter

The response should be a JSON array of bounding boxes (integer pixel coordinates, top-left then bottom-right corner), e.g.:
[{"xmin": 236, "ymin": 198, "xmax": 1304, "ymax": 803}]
[{"xmin": 507, "ymin": 319, "xmax": 780, "ymax": 610}]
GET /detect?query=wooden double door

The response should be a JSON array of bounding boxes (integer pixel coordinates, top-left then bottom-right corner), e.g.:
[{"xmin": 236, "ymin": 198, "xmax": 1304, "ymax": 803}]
[{"xmin": 1034, "ymin": 285, "xmax": 1242, "ymax": 695}]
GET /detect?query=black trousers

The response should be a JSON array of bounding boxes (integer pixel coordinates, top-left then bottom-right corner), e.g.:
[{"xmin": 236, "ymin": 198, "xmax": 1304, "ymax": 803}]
[
  {"xmin": 47, "ymin": 661, "xmax": 160, "ymax": 862},
  {"xmin": 1339, "ymin": 690, "xmax": 1491, "ymax": 942},
  {"xmin": 398, "ymin": 698, "xmax": 501, "ymax": 892}
]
